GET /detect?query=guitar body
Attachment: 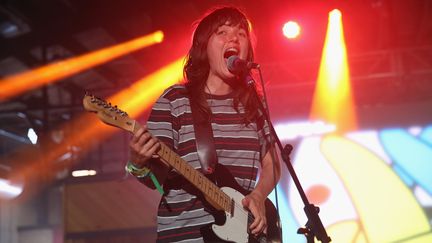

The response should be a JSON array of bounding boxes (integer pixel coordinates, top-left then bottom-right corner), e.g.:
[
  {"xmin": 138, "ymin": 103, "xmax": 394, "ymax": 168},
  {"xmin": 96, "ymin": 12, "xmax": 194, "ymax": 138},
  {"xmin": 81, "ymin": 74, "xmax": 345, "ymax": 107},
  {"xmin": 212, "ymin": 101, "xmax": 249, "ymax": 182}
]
[{"xmin": 206, "ymin": 164, "xmax": 281, "ymax": 243}]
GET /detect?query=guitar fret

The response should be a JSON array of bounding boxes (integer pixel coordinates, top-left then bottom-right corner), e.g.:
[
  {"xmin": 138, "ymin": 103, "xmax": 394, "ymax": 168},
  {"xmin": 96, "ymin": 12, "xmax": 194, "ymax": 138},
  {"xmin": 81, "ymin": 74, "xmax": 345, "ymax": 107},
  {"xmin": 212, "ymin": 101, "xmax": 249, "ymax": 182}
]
[
  {"xmin": 221, "ymin": 193, "xmax": 227, "ymax": 211},
  {"xmin": 220, "ymin": 192, "xmax": 225, "ymax": 210},
  {"xmin": 161, "ymin": 145, "xmax": 170, "ymax": 163},
  {"xmin": 208, "ymin": 185, "xmax": 214, "ymax": 200},
  {"xmin": 214, "ymin": 190, "xmax": 220, "ymax": 206},
  {"xmin": 185, "ymin": 165, "xmax": 190, "ymax": 179},
  {"xmin": 219, "ymin": 190, "xmax": 224, "ymax": 209},
  {"xmin": 219, "ymin": 191, "xmax": 224, "ymax": 208},
  {"xmin": 220, "ymin": 193, "xmax": 224, "ymax": 209},
  {"xmin": 225, "ymin": 195, "xmax": 230, "ymax": 212},
  {"xmin": 176, "ymin": 156, "xmax": 182, "ymax": 173},
  {"xmin": 200, "ymin": 178, "xmax": 205, "ymax": 193},
  {"xmin": 224, "ymin": 196, "xmax": 229, "ymax": 211},
  {"xmin": 203, "ymin": 180, "xmax": 208, "ymax": 195},
  {"xmin": 201, "ymin": 177, "xmax": 206, "ymax": 192},
  {"xmin": 190, "ymin": 169, "xmax": 197, "ymax": 187},
  {"xmin": 169, "ymin": 150, "xmax": 175, "ymax": 168},
  {"xmin": 197, "ymin": 174, "xmax": 202, "ymax": 190}
]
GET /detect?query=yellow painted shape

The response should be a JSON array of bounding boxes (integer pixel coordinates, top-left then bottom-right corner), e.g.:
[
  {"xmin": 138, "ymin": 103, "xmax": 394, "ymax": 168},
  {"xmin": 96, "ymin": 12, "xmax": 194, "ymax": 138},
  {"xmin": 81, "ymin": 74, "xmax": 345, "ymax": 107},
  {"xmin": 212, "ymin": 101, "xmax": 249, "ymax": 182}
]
[
  {"xmin": 327, "ymin": 220, "xmax": 359, "ymax": 243},
  {"xmin": 322, "ymin": 135, "xmax": 431, "ymax": 242},
  {"xmin": 355, "ymin": 231, "xmax": 367, "ymax": 243},
  {"xmin": 403, "ymin": 234, "xmax": 432, "ymax": 243}
]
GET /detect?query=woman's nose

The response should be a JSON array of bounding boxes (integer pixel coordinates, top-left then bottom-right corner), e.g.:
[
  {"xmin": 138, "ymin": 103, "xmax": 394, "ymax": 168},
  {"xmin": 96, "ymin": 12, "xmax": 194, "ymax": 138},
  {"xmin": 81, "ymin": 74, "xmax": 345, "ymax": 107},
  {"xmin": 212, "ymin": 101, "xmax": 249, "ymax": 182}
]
[{"xmin": 228, "ymin": 31, "xmax": 239, "ymax": 42}]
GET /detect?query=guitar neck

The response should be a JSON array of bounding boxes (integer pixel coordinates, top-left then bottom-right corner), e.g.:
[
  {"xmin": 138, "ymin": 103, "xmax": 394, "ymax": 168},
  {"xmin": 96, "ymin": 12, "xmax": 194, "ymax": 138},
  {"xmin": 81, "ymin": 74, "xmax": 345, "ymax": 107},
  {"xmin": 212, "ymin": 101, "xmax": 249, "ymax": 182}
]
[{"xmin": 132, "ymin": 121, "xmax": 232, "ymax": 213}]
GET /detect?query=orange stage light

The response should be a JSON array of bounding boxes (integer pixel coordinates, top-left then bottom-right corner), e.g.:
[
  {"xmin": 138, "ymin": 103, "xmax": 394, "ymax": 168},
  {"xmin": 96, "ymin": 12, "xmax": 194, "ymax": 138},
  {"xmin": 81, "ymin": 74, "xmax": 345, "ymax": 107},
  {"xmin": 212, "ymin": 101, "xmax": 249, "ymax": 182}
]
[
  {"xmin": 0, "ymin": 31, "xmax": 164, "ymax": 102},
  {"xmin": 310, "ymin": 9, "xmax": 357, "ymax": 133}
]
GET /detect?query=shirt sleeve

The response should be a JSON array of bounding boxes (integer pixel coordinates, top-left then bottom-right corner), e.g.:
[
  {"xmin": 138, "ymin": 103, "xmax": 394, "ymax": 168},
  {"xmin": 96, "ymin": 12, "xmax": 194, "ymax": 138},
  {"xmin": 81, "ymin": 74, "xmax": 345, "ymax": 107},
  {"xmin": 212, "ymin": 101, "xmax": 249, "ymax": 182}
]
[{"xmin": 146, "ymin": 87, "xmax": 179, "ymax": 151}]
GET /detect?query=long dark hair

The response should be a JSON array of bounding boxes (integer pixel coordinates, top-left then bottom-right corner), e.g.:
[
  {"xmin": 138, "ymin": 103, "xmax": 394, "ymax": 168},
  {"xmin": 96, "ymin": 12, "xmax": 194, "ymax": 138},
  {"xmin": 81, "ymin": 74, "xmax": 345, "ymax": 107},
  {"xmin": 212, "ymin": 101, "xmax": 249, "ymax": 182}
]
[{"xmin": 183, "ymin": 6, "xmax": 260, "ymax": 123}]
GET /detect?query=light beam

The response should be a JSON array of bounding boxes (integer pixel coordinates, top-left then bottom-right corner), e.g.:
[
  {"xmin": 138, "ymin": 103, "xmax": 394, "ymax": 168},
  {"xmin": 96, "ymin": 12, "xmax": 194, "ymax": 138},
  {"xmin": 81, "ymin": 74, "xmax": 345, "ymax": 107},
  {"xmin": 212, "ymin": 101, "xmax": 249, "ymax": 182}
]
[
  {"xmin": 310, "ymin": 9, "xmax": 357, "ymax": 133},
  {"xmin": 0, "ymin": 31, "xmax": 164, "ymax": 102}
]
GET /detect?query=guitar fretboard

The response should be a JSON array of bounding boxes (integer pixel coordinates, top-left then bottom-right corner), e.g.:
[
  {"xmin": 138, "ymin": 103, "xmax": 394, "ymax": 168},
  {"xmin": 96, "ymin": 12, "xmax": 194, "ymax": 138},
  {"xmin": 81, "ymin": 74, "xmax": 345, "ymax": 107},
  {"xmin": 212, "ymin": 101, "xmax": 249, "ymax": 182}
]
[{"xmin": 133, "ymin": 121, "xmax": 232, "ymax": 213}]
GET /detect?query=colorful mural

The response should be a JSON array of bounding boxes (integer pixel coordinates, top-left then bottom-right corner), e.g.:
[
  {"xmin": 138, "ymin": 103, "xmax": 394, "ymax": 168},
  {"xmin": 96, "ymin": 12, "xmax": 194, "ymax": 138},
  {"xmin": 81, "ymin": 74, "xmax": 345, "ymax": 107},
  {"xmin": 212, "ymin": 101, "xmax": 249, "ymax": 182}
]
[{"xmin": 271, "ymin": 124, "xmax": 432, "ymax": 243}]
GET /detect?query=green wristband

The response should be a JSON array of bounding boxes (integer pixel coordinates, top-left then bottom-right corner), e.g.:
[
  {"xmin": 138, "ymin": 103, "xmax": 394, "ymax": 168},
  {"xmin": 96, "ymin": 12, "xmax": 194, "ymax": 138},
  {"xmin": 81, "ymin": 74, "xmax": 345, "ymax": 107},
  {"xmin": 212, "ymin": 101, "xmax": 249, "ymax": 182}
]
[
  {"xmin": 125, "ymin": 161, "xmax": 164, "ymax": 195},
  {"xmin": 125, "ymin": 161, "xmax": 150, "ymax": 178}
]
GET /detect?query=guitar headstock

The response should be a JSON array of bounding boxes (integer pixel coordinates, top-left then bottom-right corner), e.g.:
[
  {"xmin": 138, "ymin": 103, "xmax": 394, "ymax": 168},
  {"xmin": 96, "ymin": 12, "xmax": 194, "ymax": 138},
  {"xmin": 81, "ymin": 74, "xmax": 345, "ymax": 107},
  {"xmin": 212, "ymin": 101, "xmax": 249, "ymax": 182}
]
[{"xmin": 83, "ymin": 93, "xmax": 135, "ymax": 133}]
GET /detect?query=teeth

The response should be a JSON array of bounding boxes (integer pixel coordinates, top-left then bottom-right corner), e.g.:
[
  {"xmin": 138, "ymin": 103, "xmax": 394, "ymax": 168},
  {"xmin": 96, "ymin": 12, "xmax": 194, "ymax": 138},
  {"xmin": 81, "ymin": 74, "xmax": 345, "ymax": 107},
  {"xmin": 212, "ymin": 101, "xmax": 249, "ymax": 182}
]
[
  {"xmin": 224, "ymin": 47, "xmax": 239, "ymax": 58},
  {"xmin": 226, "ymin": 47, "xmax": 238, "ymax": 54}
]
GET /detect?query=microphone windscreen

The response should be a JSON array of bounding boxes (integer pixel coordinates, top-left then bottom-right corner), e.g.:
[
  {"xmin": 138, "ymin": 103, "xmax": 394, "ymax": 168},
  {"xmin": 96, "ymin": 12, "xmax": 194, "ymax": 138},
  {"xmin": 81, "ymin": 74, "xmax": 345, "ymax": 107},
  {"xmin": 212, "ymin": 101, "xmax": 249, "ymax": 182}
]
[
  {"xmin": 227, "ymin": 55, "xmax": 242, "ymax": 74},
  {"xmin": 227, "ymin": 55, "xmax": 238, "ymax": 70}
]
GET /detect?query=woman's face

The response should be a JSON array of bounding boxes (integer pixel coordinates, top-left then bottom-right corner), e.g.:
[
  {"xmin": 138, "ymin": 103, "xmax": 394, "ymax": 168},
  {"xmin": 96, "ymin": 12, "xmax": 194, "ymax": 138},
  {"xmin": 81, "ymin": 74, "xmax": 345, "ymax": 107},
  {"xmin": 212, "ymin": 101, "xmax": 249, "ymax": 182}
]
[{"xmin": 206, "ymin": 22, "xmax": 250, "ymax": 83}]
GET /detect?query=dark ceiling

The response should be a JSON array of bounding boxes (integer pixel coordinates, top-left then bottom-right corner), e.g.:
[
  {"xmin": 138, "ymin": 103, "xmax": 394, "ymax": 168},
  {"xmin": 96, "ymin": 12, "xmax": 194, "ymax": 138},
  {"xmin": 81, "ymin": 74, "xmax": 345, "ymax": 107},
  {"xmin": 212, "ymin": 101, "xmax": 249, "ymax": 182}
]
[{"xmin": 0, "ymin": 0, "xmax": 432, "ymax": 187}]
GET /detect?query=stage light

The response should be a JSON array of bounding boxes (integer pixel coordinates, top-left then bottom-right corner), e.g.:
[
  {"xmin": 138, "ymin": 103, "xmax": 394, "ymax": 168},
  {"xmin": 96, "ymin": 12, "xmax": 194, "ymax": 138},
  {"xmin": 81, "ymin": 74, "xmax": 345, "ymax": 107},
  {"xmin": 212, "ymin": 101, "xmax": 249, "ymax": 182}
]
[
  {"xmin": 0, "ymin": 178, "xmax": 23, "ymax": 200},
  {"xmin": 310, "ymin": 9, "xmax": 357, "ymax": 133},
  {"xmin": 0, "ymin": 167, "xmax": 24, "ymax": 200},
  {"xmin": 0, "ymin": 31, "xmax": 164, "ymax": 102},
  {"xmin": 329, "ymin": 9, "xmax": 342, "ymax": 22},
  {"xmin": 72, "ymin": 170, "xmax": 97, "ymax": 177},
  {"xmin": 27, "ymin": 128, "xmax": 37, "ymax": 144},
  {"xmin": 282, "ymin": 21, "xmax": 301, "ymax": 39},
  {"xmin": 0, "ymin": 21, "xmax": 19, "ymax": 38}
]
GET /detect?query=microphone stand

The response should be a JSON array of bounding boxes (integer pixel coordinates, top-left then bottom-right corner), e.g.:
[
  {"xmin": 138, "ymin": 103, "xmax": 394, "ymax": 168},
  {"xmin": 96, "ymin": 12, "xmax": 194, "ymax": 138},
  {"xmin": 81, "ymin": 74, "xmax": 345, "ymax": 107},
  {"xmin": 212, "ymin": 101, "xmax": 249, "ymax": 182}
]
[{"xmin": 244, "ymin": 71, "xmax": 331, "ymax": 243}]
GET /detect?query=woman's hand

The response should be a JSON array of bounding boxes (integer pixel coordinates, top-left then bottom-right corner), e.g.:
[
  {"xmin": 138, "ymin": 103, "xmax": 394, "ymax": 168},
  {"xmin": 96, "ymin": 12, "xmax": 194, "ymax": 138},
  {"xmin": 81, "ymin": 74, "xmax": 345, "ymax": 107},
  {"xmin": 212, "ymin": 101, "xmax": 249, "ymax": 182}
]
[
  {"xmin": 242, "ymin": 191, "xmax": 267, "ymax": 236},
  {"xmin": 128, "ymin": 126, "xmax": 160, "ymax": 168}
]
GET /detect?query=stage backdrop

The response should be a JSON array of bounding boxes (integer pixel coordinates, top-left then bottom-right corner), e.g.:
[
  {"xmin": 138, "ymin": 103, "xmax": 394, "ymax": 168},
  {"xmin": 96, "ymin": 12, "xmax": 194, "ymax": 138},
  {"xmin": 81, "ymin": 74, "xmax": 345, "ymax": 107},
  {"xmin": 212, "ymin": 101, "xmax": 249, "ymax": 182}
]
[{"xmin": 271, "ymin": 123, "xmax": 432, "ymax": 243}]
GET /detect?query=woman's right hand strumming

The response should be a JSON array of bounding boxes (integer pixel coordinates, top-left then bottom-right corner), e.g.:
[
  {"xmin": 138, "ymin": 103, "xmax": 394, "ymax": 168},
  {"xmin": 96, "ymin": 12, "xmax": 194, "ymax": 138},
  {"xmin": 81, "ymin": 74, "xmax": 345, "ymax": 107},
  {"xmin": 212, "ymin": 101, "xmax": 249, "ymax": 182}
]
[{"xmin": 128, "ymin": 126, "xmax": 161, "ymax": 168}]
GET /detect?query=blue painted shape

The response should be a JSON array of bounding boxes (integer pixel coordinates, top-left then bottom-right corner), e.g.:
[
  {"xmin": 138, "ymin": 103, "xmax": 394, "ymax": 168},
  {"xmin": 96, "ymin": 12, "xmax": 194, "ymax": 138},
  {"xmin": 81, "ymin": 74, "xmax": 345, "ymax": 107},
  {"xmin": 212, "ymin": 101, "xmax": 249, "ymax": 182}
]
[
  {"xmin": 392, "ymin": 164, "xmax": 415, "ymax": 187},
  {"xmin": 380, "ymin": 128, "xmax": 432, "ymax": 195},
  {"xmin": 420, "ymin": 125, "xmax": 432, "ymax": 145}
]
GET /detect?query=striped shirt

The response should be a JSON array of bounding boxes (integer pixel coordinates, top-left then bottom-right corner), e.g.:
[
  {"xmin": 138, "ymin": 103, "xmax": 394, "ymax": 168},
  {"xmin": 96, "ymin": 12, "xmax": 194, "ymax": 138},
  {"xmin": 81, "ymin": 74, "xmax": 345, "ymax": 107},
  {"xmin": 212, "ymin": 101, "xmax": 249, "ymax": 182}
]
[{"xmin": 146, "ymin": 84, "xmax": 271, "ymax": 242}]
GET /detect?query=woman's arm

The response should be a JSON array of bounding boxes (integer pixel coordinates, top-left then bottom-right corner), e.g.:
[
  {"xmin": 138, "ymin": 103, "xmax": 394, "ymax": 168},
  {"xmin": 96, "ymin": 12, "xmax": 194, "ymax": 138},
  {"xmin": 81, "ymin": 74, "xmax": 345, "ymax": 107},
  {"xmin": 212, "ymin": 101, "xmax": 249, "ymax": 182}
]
[{"xmin": 242, "ymin": 147, "xmax": 281, "ymax": 235}]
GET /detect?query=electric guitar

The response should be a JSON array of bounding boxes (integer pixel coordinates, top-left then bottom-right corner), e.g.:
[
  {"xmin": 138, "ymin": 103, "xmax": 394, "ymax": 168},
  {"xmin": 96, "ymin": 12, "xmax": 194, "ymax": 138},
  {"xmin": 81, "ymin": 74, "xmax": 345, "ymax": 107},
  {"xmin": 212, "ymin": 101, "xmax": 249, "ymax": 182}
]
[{"xmin": 83, "ymin": 94, "xmax": 282, "ymax": 243}]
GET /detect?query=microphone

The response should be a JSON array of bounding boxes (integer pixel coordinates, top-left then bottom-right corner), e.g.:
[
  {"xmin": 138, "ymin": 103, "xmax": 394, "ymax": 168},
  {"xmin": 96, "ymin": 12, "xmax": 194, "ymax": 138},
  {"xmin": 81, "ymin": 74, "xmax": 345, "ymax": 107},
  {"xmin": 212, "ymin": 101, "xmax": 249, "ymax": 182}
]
[{"xmin": 227, "ymin": 56, "xmax": 260, "ymax": 75}]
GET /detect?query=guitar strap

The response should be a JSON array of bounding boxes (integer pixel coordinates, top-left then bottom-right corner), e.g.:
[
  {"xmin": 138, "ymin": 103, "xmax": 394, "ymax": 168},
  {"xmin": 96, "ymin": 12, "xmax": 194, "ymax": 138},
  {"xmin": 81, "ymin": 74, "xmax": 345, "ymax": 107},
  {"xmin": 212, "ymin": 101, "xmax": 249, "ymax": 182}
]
[{"xmin": 189, "ymin": 99, "xmax": 218, "ymax": 174}]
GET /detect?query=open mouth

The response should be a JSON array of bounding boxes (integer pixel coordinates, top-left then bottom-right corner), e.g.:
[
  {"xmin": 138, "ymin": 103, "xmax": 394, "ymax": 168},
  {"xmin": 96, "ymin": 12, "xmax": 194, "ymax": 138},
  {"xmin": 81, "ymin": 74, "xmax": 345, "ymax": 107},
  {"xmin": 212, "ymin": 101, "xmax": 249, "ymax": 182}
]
[{"xmin": 224, "ymin": 48, "xmax": 239, "ymax": 59}]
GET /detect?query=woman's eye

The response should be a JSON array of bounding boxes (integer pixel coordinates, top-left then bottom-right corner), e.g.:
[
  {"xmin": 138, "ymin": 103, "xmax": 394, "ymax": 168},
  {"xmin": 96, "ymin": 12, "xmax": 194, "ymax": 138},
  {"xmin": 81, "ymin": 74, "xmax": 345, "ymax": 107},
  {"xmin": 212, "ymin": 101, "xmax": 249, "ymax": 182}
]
[{"xmin": 217, "ymin": 30, "xmax": 226, "ymax": 35}]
